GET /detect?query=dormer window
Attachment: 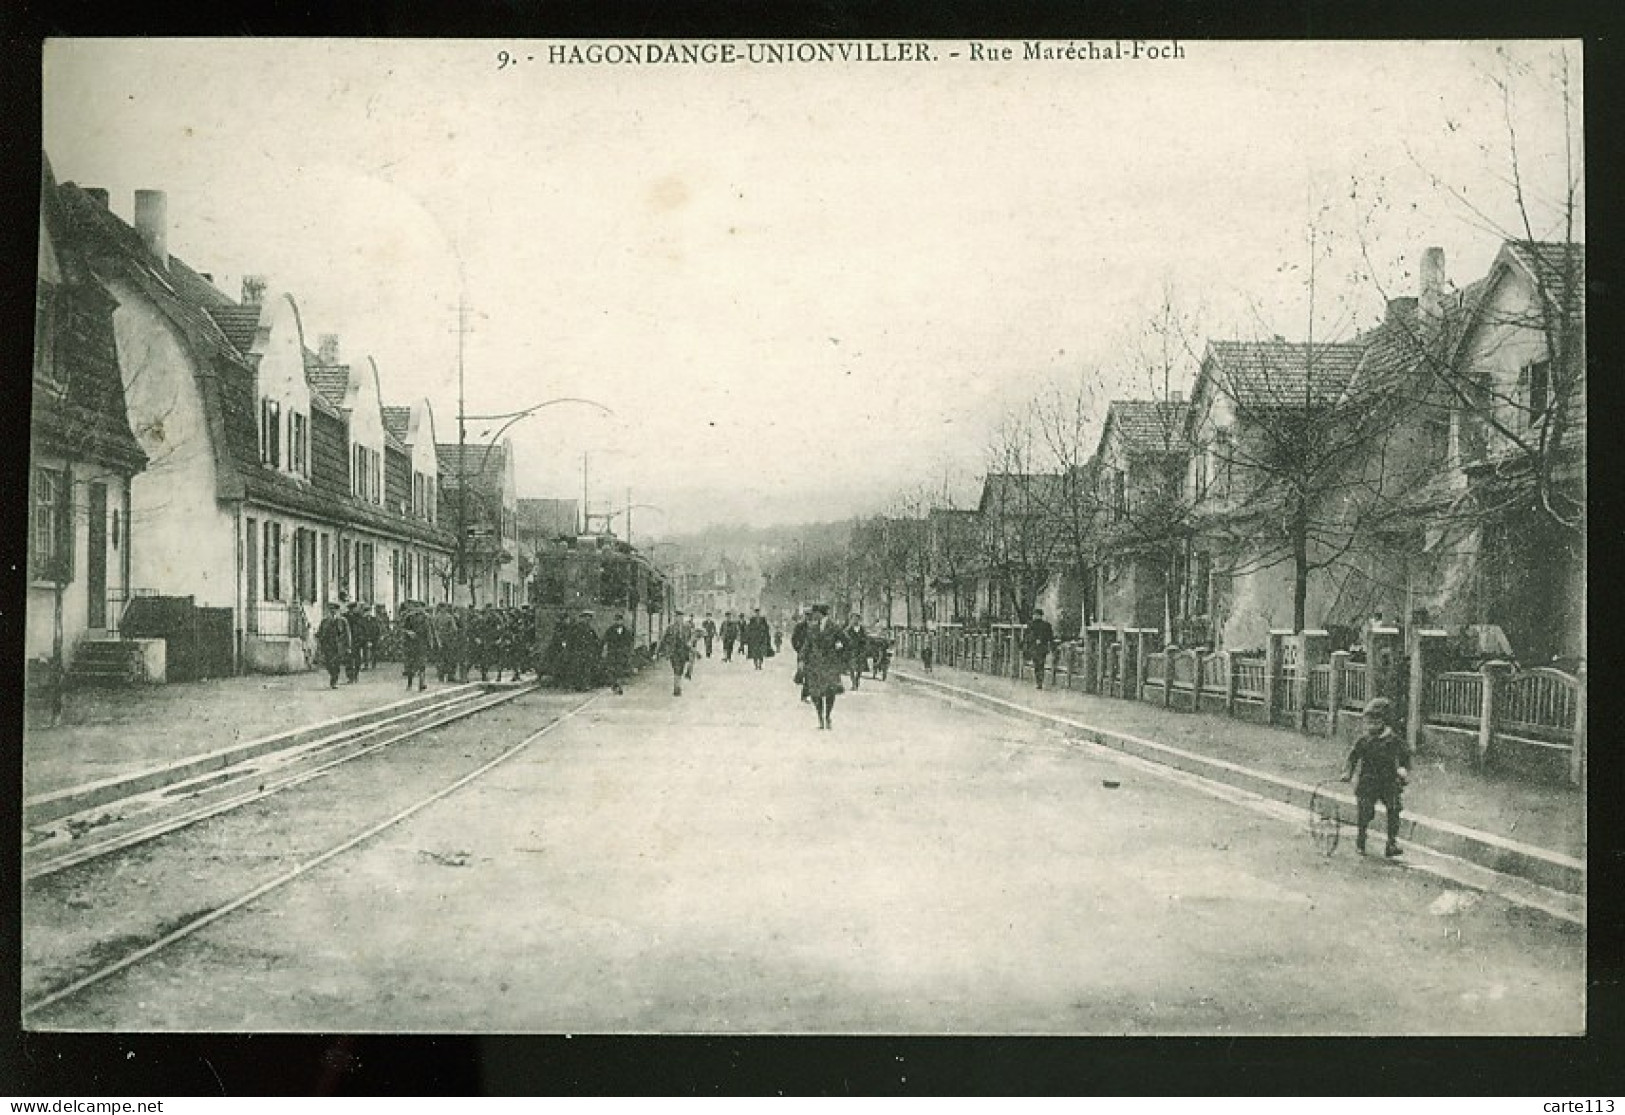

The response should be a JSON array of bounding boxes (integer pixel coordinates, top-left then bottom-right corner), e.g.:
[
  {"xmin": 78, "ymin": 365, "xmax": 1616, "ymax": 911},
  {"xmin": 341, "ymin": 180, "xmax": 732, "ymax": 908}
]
[
  {"xmin": 260, "ymin": 398, "xmax": 282, "ymax": 467},
  {"xmin": 291, "ymin": 411, "xmax": 309, "ymax": 477}
]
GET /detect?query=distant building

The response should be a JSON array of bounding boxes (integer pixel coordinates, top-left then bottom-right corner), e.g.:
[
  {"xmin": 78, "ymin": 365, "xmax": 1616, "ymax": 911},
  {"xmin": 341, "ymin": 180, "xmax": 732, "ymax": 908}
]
[{"xmin": 437, "ymin": 441, "xmax": 521, "ymax": 606}]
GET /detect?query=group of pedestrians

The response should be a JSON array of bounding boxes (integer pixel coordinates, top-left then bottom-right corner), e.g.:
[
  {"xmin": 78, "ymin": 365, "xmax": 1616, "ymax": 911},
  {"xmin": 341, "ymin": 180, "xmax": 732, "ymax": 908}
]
[
  {"xmin": 428, "ymin": 603, "xmax": 537, "ymax": 685},
  {"xmin": 543, "ymin": 610, "xmax": 637, "ymax": 693},
  {"xmin": 314, "ymin": 600, "xmax": 394, "ymax": 689},
  {"xmin": 789, "ymin": 605, "xmax": 889, "ymax": 730}
]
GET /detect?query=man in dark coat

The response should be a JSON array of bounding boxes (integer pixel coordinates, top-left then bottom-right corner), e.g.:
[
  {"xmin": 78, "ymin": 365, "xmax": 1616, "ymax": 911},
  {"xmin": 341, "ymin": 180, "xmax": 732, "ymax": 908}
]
[
  {"xmin": 343, "ymin": 603, "xmax": 364, "ymax": 683},
  {"xmin": 568, "ymin": 610, "xmax": 602, "ymax": 690},
  {"xmin": 400, "ymin": 601, "xmax": 437, "ymax": 692},
  {"xmin": 720, "ymin": 612, "xmax": 741, "ymax": 662},
  {"xmin": 602, "ymin": 611, "xmax": 635, "ymax": 695},
  {"xmin": 845, "ymin": 610, "xmax": 869, "ymax": 690},
  {"xmin": 791, "ymin": 607, "xmax": 812, "ymax": 700},
  {"xmin": 316, "ymin": 602, "xmax": 351, "ymax": 689},
  {"xmin": 433, "ymin": 604, "xmax": 461, "ymax": 682},
  {"xmin": 803, "ymin": 604, "xmax": 849, "ymax": 730},
  {"xmin": 702, "ymin": 614, "xmax": 717, "ymax": 658},
  {"xmin": 1025, "ymin": 607, "xmax": 1056, "ymax": 690},
  {"xmin": 744, "ymin": 608, "xmax": 772, "ymax": 670}
]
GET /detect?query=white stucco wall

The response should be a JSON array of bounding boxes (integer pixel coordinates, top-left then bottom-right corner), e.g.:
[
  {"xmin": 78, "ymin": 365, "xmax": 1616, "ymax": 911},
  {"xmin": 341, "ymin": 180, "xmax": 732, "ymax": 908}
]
[
  {"xmin": 111, "ymin": 278, "xmax": 238, "ymax": 608},
  {"xmin": 26, "ymin": 457, "xmax": 134, "ymax": 663}
]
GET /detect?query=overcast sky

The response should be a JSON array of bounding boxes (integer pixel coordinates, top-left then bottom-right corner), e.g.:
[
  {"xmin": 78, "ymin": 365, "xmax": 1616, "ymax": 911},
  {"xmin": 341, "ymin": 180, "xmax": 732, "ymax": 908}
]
[{"xmin": 42, "ymin": 39, "xmax": 1581, "ymax": 535}]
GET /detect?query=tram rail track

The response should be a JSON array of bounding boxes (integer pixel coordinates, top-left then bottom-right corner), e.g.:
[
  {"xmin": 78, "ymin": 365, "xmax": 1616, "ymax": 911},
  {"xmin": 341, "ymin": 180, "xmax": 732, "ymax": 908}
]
[
  {"xmin": 25, "ymin": 682, "xmax": 531, "ymax": 881},
  {"xmin": 24, "ymin": 689, "xmax": 600, "ymax": 1020}
]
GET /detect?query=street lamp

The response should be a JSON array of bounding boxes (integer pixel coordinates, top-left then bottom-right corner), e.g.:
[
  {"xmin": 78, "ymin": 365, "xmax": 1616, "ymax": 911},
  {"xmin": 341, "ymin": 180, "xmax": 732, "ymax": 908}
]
[{"xmin": 455, "ymin": 396, "xmax": 613, "ymax": 604}]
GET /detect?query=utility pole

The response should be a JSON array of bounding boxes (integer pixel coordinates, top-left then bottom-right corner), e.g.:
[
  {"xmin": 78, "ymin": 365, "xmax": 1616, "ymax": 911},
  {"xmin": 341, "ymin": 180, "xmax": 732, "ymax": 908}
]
[
  {"xmin": 451, "ymin": 292, "xmax": 475, "ymax": 605},
  {"xmin": 581, "ymin": 451, "xmax": 589, "ymax": 534}
]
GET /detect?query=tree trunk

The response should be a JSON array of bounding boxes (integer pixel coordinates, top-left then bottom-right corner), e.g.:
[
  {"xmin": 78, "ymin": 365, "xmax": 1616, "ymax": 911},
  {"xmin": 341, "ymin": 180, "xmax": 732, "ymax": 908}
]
[{"xmin": 1292, "ymin": 498, "xmax": 1309, "ymax": 633}]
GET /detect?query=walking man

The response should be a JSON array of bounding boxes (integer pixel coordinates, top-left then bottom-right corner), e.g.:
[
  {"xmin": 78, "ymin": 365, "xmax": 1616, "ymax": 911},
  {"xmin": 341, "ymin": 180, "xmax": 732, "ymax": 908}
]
[
  {"xmin": 702, "ymin": 613, "xmax": 717, "ymax": 658},
  {"xmin": 803, "ymin": 604, "xmax": 849, "ymax": 730},
  {"xmin": 1025, "ymin": 607, "xmax": 1055, "ymax": 690},
  {"xmin": 720, "ymin": 612, "xmax": 740, "ymax": 662},
  {"xmin": 400, "ymin": 600, "xmax": 436, "ymax": 692},
  {"xmin": 845, "ymin": 610, "xmax": 869, "ymax": 691},
  {"xmin": 603, "ymin": 611, "xmax": 634, "ymax": 695},
  {"xmin": 658, "ymin": 610, "xmax": 695, "ymax": 696},
  {"xmin": 1341, "ymin": 696, "xmax": 1412, "ymax": 857},
  {"xmin": 317, "ymin": 602, "xmax": 351, "ymax": 689},
  {"xmin": 745, "ymin": 607, "xmax": 772, "ymax": 670},
  {"xmin": 343, "ymin": 603, "xmax": 364, "ymax": 683}
]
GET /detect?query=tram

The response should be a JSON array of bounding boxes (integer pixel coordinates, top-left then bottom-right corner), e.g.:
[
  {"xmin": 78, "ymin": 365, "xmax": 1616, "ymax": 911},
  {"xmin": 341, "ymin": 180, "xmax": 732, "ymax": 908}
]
[{"xmin": 528, "ymin": 534, "xmax": 673, "ymax": 677}]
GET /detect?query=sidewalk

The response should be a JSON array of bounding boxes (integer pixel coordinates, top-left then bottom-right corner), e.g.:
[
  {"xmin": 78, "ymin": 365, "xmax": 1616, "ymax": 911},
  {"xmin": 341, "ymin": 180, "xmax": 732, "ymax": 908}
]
[
  {"xmin": 893, "ymin": 661, "xmax": 1584, "ymax": 868},
  {"xmin": 23, "ymin": 665, "xmax": 472, "ymax": 799}
]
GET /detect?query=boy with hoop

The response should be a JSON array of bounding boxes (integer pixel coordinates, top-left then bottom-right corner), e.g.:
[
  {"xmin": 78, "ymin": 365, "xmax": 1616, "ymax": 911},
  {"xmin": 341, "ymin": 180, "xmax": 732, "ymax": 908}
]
[{"xmin": 1341, "ymin": 696, "xmax": 1412, "ymax": 857}]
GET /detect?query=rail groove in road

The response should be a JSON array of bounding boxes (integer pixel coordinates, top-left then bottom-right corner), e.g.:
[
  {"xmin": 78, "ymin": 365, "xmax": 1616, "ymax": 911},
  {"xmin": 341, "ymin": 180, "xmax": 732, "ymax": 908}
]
[
  {"xmin": 893, "ymin": 668, "xmax": 1585, "ymax": 925},
  {"xmin": 23, "ymin": 691, "xmax": 600, "ymax": 1020},
  {"xmin": 24, "ymin": 683, "xmax": 535, "ymax": 881}
]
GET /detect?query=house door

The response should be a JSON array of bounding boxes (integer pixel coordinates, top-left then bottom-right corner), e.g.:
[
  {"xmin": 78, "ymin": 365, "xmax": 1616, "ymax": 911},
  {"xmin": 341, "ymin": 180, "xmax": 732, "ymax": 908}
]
[{"xmin": 87, "ymin": 482, "xmax": 107, "ymax": 628}]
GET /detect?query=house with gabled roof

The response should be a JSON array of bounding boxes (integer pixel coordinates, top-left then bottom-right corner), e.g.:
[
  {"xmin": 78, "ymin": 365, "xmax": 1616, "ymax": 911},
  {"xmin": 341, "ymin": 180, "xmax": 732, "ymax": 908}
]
[
  {"xmin": 1180, "ymin": 336, "xmax": 1378, "ymax": 649},
  {"xmin": 28, "ymin": 157, "xmax": 149, "ymax": 686},
  {"xmin": 1434, "ymin": 240, "xmax": 1586, "ymax": 663},
  {"xmin": 1088, "ymin": 397, "xmax": 1192, "ymax": 636},
  {"xmin": 56, "ymin": 178, "xmax": 455, "ymax": 674},
  {"xmin": 436, "ymin": 440, "xmax": 521, "ymax": 606},
  {"xmin": 972, "ymin": 471, "xmax": 1078, "ymax": 627}
]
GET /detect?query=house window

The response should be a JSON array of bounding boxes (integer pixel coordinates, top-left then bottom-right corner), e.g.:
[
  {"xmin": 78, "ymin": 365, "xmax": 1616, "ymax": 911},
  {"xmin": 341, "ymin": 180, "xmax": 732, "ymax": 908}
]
[
  {"xmin": 1520, "ymin": 359, "xmax": 1551, "ymax": 427},
  {"xmin": 292, "ymin": 528, "xmax": 317, "ymax": 602},
  {"xmin": 426, "ymin": 477, "xmax": 436, "ymax": 523},
  {"xmin": 291, "ymin": 412, "xmax": 309, "ymax": 476},
  {"xmin": 1112, "ymin": 470, "xmax": 1127, "ymax": 521},
  {"xmin": 1213, "ymin": 430, "xmax": 1232, "ymax": 498},
  {"xmin": 34, "ymin": 286, "xmax": 64, "ymax": 393},
  {"xmin": 356, "ymin": 541, "xmax": 376, "ymax": 603},
  {"xmin": 261, "ymin": 399, "xmax": 282, "ymax": 467},
  {"xmin": 1193, "ymin": 449, "xmax": 1209, "ymax": 500},
  {"xmin": 263, "ymin": 522, "xmax": 283, "ymax": 601},
  {"xmin": 31, "ymin": 466, "xmax": 73, "ymax": 580}
]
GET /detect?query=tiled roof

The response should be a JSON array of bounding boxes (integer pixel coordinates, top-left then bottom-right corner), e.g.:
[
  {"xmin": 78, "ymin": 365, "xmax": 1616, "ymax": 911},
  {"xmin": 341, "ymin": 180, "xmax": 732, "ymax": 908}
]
[
  {"xmin": 206, "ymin": 304, "xmax": 262, "ymax": 355},
  {"xmin": 55, "ymin": 176, "xmax": 452, "ymax": 551},
  {"xmin": 1105, "ymin": 399, "xmax": 1189, "ymax": 454},
  {"xmin": 36, "ymin": 160, "xmax": 148, "ymax": 473},
  {"xmin": 1508, "ymin": 240, "xmax": 1583, "ymax": 307},
  {"xmin": 978, "ymin": 472, "xmax": 1068, "ymax": 512},
  {"xmin": 381, "ymin": 405, "xmax": 412, "ymax": 444},
  {"xmin": 1205, "ymin": 340, "xmax": 1368, "ymax": 410},
  {"xmin": 306, "ymin": 362, "xmax": 351, "ymax": 409},
  {"xmin": 437, "ymin": 443, "xmax": 507, "ymax": 493}
]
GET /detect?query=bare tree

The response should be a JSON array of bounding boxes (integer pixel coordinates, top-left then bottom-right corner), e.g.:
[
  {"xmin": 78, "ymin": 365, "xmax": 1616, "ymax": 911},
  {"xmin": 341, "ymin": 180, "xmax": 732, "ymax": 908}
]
[{"xmin": 979, "ymin": 409, "xmax": 1067, "ymax": 624}]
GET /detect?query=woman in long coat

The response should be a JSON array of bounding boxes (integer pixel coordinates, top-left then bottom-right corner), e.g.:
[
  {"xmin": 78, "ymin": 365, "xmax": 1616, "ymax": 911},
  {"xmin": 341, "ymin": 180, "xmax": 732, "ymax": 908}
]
[{"xmin": 802, "ymin": 605, "xmax": 849, "ymax": 730}]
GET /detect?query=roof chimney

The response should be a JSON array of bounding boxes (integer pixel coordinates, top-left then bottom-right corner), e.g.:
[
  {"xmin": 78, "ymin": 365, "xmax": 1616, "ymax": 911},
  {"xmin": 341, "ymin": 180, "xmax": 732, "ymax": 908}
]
[
  {"xmin": 84, "ymin": 187, "xmax": 110, "ymax": 208},
  {"xmin": 1420, "ymin": 247, "xmax": 1446, "ymax": 320},
  {"xmin": 318, "ymin": 334, "xmax": 341, "ymax": 364},
  {"xmin": 1385, "ymin": 295, "xmax": 1418, "ymax": 325},
  {"xmin": 133, "ymin": 189, "xmax": 168, "ymax": 267},
  {"xmin": 241, "ymin": 275, "xmax": 267, "ymax": 305}
]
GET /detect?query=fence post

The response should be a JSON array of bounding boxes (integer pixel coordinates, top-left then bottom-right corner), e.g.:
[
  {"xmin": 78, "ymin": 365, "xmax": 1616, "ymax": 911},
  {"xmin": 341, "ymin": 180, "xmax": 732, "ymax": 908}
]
[
  {"xmin": 1163, "ymin": 643, "xmax": 1178, "ymax": 708},
  {"xmin": 1571, "ymin": 665, "xmax": 1587, "ymax": 789},
  {"xmin": 1193, "ymin": 649, "xmax": 1206, "ymax": 712},
  {"xmin": 1328, "ymin": 650, "xmax": 1348, "ymax": 737},
  {"xmin": 1298, "ymin": 630, "xmax": 1328, "ymax": 732},
  {"xmin": 1369, "ymin": 625, "xmax": 1403, "ymax": 701},
  {"xmin": 1264, "ymin": 630, "xmax": 1288, "ymax": 725},
  {"xmin": 1133, "ymin": 631, "xmax": 1148, "ymax": 703},
  {"xmin": 1476, "ymin": 660, "xmax": 1511, "ymax": 768},
  {"xmin": 1224, "ymin": 652, "xmax": 1238, "ymax": 716},
  {"xmin": 1407, "ymin": 630, "xmax": 1449, "ymax": 751}
]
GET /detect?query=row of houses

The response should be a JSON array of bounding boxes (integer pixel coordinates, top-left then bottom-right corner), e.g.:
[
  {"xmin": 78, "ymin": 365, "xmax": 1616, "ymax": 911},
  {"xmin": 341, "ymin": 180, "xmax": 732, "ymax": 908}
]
[
  {"xmin": 882, "ymin": 239, "xmax": 1585, "ymax": 667},
  {"xmin": 29, "ymin": 159, "xmax": 532, "ymax": 681}
]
